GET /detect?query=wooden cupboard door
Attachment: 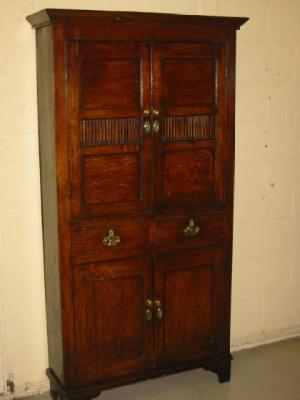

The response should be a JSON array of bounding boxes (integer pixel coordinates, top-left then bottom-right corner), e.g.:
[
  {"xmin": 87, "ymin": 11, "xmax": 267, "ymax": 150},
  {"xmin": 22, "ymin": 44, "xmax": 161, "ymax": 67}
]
[
  {"xmin": 74, "ymin": 257, "xmax": 153, "ymax": 383},
  {"xmin": 154, "ymin": 247, "xmax": 225, "ymax": 367},
  {"xmin": 152, "ymin": 43, "xmax": 227, "ymax": 211},
  {"xmin": 67, "ymin": 41, "xmax": 152, "ymax": 217}
]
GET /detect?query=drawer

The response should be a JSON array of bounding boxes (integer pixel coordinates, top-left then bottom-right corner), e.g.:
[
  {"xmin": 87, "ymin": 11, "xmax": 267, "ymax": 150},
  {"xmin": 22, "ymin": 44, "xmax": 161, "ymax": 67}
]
[
  {"xmin": 152, "ymin": 213, "xmax": 224, "ymax": 247},
  {"xmin": 71, "ymin": 218, "xmax": 148, "ymax": 264}
]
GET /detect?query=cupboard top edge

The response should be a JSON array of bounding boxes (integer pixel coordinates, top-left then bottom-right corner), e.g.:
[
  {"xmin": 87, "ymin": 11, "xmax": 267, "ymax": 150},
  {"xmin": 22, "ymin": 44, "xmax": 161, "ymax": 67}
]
[{"xmin": 26, "ymin": 9, "xmax": 248, "ymax": 30}]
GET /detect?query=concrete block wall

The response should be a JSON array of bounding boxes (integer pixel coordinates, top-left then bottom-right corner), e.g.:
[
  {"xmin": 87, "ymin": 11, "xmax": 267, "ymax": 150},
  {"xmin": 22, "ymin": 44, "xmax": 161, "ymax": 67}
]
[
  {"xmin": 0, "ymin": 0, "xmax": 299, "ymax": 395},
  {"xmin": 230, "ymin": 0, "xmax": 300, "ymax": 347}
]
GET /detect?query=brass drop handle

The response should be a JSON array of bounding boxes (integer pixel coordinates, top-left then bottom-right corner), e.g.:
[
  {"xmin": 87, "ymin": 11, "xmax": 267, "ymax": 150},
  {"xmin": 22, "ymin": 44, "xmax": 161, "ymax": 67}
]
[
  {"xmin": 153, "ymin": 120, "xmax": 160, "ymax": 134},
  {"xmin": 152, "ymin": 109, "xmax": 159, "ymax": 117},
  {"xmin": 155, "ymin": 299, "xmax": 163, "ymax": 320},
  {"xmin": 103, "ymin": 229, "xmax": 121, "ymax": 247},
  {"xmin": 145, "ymin": 299, "xmax": 153, "ymax": 321},
  {"xmin": 183, "ymin": 219, "xmax": 200, "ymax": 237},
  {"xmin": 143, "ymin": 120, "xmax": 151, "ymax": 134}
]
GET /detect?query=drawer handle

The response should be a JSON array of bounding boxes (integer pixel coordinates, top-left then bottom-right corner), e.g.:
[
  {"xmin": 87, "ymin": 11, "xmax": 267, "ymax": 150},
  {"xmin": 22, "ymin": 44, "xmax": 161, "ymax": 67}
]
[
  {"xmin": 103, "ymin": 229, "xmax": 121, "ymax": 247},
  {"xmin": 183, "ymin": 219, "xmax": 200, "ymax": 237}
]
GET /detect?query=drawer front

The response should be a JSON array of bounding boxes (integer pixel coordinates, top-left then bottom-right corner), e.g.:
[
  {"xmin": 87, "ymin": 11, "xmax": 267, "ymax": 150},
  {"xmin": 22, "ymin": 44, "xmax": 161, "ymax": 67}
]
[
  {"xmin": 152, "ymin": 213, "xmax": 224, "ymax": 248},
  {"xmin": 72, "ymin": 218, "xmax": 148, "ymax": 264}
]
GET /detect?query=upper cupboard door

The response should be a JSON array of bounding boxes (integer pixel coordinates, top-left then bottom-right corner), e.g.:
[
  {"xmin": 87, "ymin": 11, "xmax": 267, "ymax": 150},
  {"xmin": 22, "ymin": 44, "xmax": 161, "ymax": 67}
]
[
  {"xmin": 68, "ymin": 42, "xmax": 151, "ymax": 217},
  {"xmin": 152, "ymin": 43, "xmax": 227, "ymax": 211}
]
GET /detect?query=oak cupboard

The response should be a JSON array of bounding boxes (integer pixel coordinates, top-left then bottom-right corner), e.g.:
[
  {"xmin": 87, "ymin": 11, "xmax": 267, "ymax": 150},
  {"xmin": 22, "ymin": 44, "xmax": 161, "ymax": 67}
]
[{"xmin": 27, "ymin": 9, "xmax": 248, "ymax": 400}]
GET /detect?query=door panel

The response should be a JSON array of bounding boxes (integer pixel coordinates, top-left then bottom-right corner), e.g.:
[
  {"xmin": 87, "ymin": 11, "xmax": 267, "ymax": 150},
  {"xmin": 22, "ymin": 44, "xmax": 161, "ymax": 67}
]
[
  {"xmin": 81, "ymin": 152, "xmax": 140, "ymax": 205},
  {"xmin": 164, "ymin": 264, "xmax": 213, "ymax": 349},
  {"xmin": 68, "ymin": 42, "xmax": 151, "ymax": 217},
  {"xmin": 80, "ymin": 57, "xmax": 141, "ymax": 110},
  {"xmin": 74, "ymin": 257, "xmax": 153, "ymax": 383},
  {"xmin": 162, "ymin": 58, "xmax": 215, "ymax": 108},
  {"xmin": 152, "ymin": 43, "xmax": 226, "ymax": 211},
  {"xmin": 154, "ymin": 246, "xmax": 224, "ymax": 367},
  {"xmin": 162, "ymin": 149, "xmax": 215, "ymax": 197}
]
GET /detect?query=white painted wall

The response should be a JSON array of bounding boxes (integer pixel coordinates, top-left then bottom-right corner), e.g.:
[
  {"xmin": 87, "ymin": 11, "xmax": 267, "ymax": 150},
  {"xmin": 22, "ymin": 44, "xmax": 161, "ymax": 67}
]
[
  {"xmin": 0, "ymin": 314, "xmax": 4, "ymax": 394},
  {"xmin": 0, "ymin": 0, "xmax": 299, "ymax": 395}
]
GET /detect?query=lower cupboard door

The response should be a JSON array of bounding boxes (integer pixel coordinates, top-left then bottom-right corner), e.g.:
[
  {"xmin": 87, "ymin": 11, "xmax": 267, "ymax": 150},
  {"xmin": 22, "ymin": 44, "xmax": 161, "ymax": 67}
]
[
  {"xmin": 154, "ymin": 246, "xmax": 225, "ymax": 367},
  {"xmin": 74, "ymin": 256, "xmax": 153, "ymax": 383}
]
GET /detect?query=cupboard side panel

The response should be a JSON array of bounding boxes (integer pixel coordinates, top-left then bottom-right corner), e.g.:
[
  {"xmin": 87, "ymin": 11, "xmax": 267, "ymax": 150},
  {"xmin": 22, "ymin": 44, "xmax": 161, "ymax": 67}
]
[
  {"xmin": 36, "ymin": 25, "xmax": 64, "ymax": 383},
  {"xmin": 222, "ymin": 32, "xmax": 237, "ymax": 353}
]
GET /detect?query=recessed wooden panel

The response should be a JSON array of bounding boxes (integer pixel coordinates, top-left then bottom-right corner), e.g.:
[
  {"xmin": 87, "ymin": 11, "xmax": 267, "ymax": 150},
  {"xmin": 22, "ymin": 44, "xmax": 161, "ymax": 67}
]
[
  {"xmin": 162, "ymin": 149, "xmax": 215, "ymax": 197},
  {"xmin": 80, "ymin": 57, "xmax": 140, "ymax": 110},
  {"xmin": 162, "ymin": 58, "xmax": 215, "ymax": 108},
  {"xmin": 80, "ymin": 117, "xmax": 141, "ymax": 146},
  {"xmin": 90, "ymin": 277, "xmax": 143, "ymax": 362},
  {"xmin": 164, "ymin": 265, "xmax": 213, "ymax": 350},
  {"xmin": 154, "ymin": 247, "xmax": 224, "ymax": 367},
  {"xmin": 163, "ymin": 114, "xmax": 215, "ymax": 142},
  {"xmin": 75, "ymin": 257, "xmax": 153, "ymax": 382},
  {"xmin": 81, "ymin": 153, "xmax": 140, "ymax": 205}
]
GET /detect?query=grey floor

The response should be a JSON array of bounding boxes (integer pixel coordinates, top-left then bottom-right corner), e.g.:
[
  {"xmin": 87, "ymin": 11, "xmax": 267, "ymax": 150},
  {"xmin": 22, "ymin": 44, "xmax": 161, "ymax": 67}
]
[{"xmin": 32, "ymin": 337, "xmax": 300, "ymax": 400}]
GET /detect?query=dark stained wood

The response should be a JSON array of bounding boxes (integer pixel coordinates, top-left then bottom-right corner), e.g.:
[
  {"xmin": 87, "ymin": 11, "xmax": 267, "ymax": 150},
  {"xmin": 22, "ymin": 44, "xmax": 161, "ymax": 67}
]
[
  {"xmin": 74, "ymin": 257, "xmax": 153, "ymax": 383},
  {"xmin": 202, "ymin": 352, "xmax": 232, "ymax": 382},
  {"xmin": 47, "ymin": 369, "xmax": 101, "ymax": 400},
  {"xmin": 60, "ymin": 24, "xmax": 242, "ymax": 44},
  {"xmin": 71, "ymin": 212, "xmax": 224, "ymax": 265},
  {"xmin": 27, "ymin": 8, "xmax": 247, "ymax": 399},
  {"xmin": 222, "ymin": 30, "xmax": 238, "ymax": 356},
  {"xmin": 154, "ymin": 246, "xmax": 225, "ymax": 367},
  {"xmin": 67, "ymin": 41, "xmax": 152, "ymax": 218},
  {"xmin": 81, "ymin": 152, "xmax": 141, "ymax": 204},
  {"xmin": 80, "ymin": 58, "xmax": 140, "ymax": 110},
  {"xmin": 26, "ymin": 9, "xmax": 248, "ymax": 30},
  {"xmin": 152, "ymin": 212, "xmax": 224, "ymax": 247},
  {"xmin": 162, "ymin": 114, "xmax": 215, "ymax": 142},
  {"xmin": 78, "ymin": 42, "xmax": 143, "ymax": 111},
  {"xmin": 162, "ymin": 58, "xmax": 215, "ymax": 108},
  {"xmin": 52, "ymin": 25, "xmax": 78, "ymax": 385},
  {"xmin": 152, "ymin": 42, "xmax": 227, "ymax": 212},
  {"xmin": 162, "ymin": 149, "xmax": 215, "ymax": 197},
  {"xmin": 71, "ymin": 217, "xmax": 148, "ymax": 264},
  {"xmin": 80, "ymin": 117, "xmax": 141, "ymax": 146},
  {"xmin": 35, "ymin": 25, "xmax": 64, "ymax": 383},
  {"xmin": 47, "ymin": 351, "xmax": 230, "ymax": 400}
]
